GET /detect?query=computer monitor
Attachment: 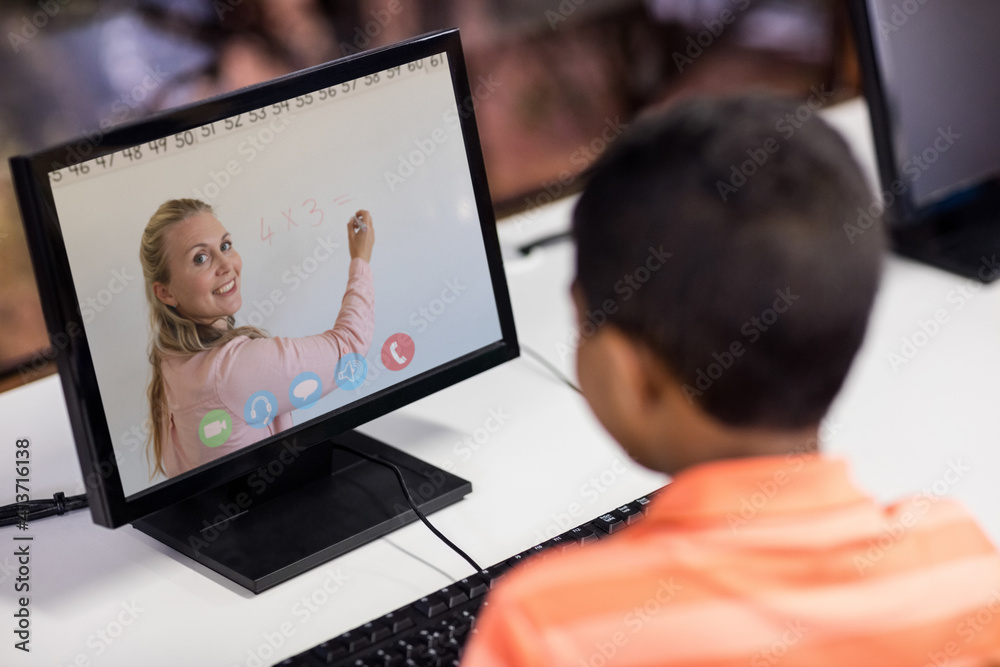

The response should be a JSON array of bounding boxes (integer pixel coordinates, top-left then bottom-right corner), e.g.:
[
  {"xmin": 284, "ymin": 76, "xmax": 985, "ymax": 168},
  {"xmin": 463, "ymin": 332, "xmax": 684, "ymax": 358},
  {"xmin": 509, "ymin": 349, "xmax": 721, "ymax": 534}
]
[
  {"xmin": 9, "ymin": 29, "xmax": 518, "ymax": 592},
  {"xmin": 848, "ymin": 0, "xmax": 1000, "ymax": 280}
]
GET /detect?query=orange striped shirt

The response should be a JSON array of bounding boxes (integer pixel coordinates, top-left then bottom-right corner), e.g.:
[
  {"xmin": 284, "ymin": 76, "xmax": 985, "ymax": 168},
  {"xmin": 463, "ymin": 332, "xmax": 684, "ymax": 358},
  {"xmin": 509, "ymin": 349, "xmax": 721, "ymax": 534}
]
[{"xmin": 461, "ymin": 455, "xmax": 1000, "ymax": 667}]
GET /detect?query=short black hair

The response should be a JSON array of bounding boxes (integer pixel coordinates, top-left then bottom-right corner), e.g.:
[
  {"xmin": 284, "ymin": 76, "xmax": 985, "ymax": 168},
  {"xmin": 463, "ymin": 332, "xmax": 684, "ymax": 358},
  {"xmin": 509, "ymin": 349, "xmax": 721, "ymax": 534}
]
[{"xmin": 572, "ymin": 95, "xmax": 885, "ymax": 428}]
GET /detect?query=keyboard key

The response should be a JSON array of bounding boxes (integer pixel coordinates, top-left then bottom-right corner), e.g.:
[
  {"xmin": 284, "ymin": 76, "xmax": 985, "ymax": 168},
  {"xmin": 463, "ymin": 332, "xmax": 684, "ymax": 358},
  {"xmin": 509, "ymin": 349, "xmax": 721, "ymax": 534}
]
[
  {"xmin": 413, "ymin": 595, "xmax": 448, "ymax": 617},
  {"xmin": 613, "ymin": 503, "xmax": 643, "ymax": 525},
  {"xmin": 481, "ymin": 564, "xmax": 509, "ymax": 587},
  {"xmin": 565, "ymin": 525, "xmax": 600, "ymax": 545},
  {"xmin": 424, "ymin": 648, "xmax": 447, "ymax": 666},
  {"xmin": 312, "ymin": 640, "xmax": 348, "ymax": 663},
  {"xmin": 457, "ymin": 575, "xmax": 489, "ymax": 599},
  {"xmin": 543, "ymin": 534, "xmax": 579, "ymax": 554},
  {"xmin": 383, "ymin": 611, "xmax": 415, "ymax": 634},
  {"xmin": 363, "ymin": 620, "xmax": 393, "ymax": 643},
  {"xmin": 505, "ymin": 552, "xmax": 530, "ymax": 568},
  {"xmin": 417, "ymin": 628, "xmax": 436, "ymax": 649},
  {"xmin": 438, "ymin": 586, "xmax": 469, "ymax": 608},
  {"xmin": 338, "ymin": 630, "xmax": 371, "ymax": 652},
  {"xmin": 456, "ymin": 609, "xmax": 476, "ymax": 636},
  {"xmin": 634, "ymin": 496, "xmax": 653, "ymax": 514},
  {"xmin": 592, "ymin": 513, "xmax": 626, "ymax": 534},
  {"xmin": 372, "ymin": 648, "xmax": 405, "ymax": 666},
  {"xmin": 396, "ymin": 638, "xmax": 428, "ymax": 660}
]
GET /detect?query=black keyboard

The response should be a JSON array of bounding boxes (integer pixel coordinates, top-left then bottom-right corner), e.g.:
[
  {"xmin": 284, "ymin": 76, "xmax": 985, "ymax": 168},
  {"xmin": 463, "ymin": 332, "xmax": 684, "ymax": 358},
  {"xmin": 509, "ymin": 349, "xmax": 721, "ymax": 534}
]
[{"xmin": 273, "ymin": 489, "xmax": 662, "ymax": 667}]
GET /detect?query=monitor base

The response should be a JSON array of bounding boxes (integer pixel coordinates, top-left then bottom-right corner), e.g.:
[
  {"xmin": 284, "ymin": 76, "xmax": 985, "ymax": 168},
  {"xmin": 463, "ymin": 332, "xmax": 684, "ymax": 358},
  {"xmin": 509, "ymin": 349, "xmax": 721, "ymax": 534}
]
[
  {"xmin": 132, "ymin": 431, "xmax": 471, "ymax": 594},
  {"xmin": 891, "ymin": 204, "xmax": 1000, "ymax": 283}
]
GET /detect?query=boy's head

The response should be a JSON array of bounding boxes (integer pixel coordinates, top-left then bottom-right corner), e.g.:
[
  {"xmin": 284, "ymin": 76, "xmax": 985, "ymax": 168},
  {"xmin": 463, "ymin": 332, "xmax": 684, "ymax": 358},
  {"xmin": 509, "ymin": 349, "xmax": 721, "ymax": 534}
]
[{"xmin": 571, "ymin": 95, "xmax": 885, "ymax": 474}]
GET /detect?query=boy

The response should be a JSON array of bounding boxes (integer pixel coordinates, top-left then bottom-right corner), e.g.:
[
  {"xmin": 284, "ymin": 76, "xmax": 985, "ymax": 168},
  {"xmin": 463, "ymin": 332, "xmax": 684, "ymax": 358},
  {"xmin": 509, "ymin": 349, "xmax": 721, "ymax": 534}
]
[{"xmin": 461, "ymin": 96, "xmax": 1000, "ymax": 666}]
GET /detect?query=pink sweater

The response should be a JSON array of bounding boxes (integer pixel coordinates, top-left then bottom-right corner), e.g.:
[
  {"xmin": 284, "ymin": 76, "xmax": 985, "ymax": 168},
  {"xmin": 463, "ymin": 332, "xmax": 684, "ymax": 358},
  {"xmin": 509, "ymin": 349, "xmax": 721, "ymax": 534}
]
[{"xmin": 159, "ymin": 258, "xmax": 374, "ymax": 478}]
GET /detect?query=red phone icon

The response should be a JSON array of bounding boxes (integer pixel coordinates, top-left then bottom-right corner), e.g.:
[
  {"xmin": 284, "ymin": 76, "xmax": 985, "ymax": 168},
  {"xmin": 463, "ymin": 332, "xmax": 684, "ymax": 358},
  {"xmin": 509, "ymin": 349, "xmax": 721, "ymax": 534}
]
[{"xmin": 381, "ymin": 333, "xmax": 415, "ymax": 371}]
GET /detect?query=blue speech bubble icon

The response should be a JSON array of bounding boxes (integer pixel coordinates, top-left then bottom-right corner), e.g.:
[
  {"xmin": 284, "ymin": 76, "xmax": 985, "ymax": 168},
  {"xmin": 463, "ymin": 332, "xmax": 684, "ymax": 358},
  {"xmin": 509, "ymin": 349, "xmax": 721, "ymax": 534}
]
[{"xmin": 289, "ymin": 372, "xmax": 322, "ymax": 409}]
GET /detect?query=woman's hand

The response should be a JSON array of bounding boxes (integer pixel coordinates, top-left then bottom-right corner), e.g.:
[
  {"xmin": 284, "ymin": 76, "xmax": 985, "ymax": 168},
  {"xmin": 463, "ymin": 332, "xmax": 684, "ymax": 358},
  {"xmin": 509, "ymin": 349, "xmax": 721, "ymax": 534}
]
[{"xmin": 348, "ymin": 210, "xmax": 374, "ymax": 263}]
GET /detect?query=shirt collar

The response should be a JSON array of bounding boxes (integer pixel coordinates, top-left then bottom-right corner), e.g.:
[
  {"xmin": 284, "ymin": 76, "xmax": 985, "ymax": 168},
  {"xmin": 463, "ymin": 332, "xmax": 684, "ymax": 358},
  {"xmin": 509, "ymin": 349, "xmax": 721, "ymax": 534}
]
[{"xmin": 646, "ymin": 454, "xmax": 871, "ymax": 523}]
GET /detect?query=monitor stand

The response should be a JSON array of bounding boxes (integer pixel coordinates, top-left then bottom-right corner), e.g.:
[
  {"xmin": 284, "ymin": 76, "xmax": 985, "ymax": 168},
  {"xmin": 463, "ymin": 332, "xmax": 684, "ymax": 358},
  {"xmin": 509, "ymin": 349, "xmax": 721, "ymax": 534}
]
[
  {"xmin": 891, "ymin": 195, "xmax": 1000, "ymax": 283},
  {"xmin": 132, "ymin": 431, "xmax": 471, "ymax": 594}
]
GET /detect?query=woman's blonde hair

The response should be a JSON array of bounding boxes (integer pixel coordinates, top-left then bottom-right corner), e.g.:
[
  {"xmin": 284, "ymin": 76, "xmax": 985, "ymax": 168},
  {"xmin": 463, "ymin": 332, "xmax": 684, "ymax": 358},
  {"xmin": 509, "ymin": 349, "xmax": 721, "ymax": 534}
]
[{"xmin": 140, "ymin": 199, "xmax": 266, "ymax": 478}]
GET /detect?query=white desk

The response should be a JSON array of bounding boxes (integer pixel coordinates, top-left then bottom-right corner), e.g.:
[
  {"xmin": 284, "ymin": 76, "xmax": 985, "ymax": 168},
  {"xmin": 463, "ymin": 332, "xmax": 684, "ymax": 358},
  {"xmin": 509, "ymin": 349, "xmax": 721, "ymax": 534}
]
[{"xmin": 1, "ymin": 99, "xmax": 998, "ymax": 667}]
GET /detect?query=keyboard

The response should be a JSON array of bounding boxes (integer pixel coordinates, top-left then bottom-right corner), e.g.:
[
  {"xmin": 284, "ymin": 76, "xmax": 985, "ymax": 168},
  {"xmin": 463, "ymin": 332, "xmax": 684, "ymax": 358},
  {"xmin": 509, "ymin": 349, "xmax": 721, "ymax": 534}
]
[{"xmin": 273, "ymin": 488, "xmax": 662, "ymax": 667}]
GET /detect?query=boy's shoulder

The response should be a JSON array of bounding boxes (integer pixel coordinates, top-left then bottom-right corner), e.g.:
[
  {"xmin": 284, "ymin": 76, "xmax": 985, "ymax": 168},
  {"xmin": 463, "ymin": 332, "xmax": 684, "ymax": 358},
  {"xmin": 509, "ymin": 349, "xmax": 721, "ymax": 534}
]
[{"xmin": 464, "ymin": 464, "xmax": 1000, "ymax": 666}]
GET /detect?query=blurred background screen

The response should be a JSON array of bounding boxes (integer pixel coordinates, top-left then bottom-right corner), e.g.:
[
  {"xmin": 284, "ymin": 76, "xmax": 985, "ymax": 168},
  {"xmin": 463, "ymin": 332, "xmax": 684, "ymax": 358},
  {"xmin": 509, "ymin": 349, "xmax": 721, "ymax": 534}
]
[{"xmin": 0, "ymin": 0, "xmax": 859, "ymax": 392}]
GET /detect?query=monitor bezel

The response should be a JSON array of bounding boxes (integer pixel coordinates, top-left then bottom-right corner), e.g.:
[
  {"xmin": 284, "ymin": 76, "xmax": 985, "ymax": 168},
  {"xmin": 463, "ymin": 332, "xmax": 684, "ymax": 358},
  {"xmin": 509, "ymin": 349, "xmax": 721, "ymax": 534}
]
[
  {"xmin": 846, "ymin": 0, "xmax": 1000, "ymax": 226},
  {"xmin": 9, "ymin": 29, "xmax": 519, "ymax": 528}
]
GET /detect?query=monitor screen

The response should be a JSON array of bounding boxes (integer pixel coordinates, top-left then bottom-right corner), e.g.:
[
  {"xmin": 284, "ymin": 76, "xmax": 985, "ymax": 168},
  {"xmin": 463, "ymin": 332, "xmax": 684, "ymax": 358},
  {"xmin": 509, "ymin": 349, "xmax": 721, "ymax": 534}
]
[
  {"xmin": 861, "ymin": 0, "xmax": 1000, "ymax": 211},
  {"xmin": 11, "ymin": 30, "xmax": 517, "ymax": 528}
]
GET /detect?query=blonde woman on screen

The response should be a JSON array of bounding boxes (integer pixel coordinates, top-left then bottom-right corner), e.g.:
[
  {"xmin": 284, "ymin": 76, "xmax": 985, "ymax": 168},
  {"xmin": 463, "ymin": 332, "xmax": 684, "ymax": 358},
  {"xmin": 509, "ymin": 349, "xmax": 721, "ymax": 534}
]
[{"xmin": 140, "ymin": 199, "xmax": 374, "ymax": 478}]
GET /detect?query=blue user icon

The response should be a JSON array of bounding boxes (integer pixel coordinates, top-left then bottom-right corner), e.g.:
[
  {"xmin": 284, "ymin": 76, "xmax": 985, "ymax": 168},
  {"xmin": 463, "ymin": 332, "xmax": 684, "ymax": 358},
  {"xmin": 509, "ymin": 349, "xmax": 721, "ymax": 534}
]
[
  {"xmin": 335, "ymin": 353, "xmax": 368, "ymax": 391},
  {"xmin": 244, "ymin": 390, "xmax": 277, "ymax": 429},
  {"xmin": 289, "ymin": 372, "xmax": 323, "ymax": 409}
]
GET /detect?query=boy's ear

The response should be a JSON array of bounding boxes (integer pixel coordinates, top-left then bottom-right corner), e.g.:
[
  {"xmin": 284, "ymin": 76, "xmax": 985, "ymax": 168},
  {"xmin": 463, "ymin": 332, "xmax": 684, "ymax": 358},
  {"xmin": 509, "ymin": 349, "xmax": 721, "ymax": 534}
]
[
  {"xmin": 153, "ymin": 282, "xmax": 178, "ymax": 307},
  {"xmin": 601, "ymin": 328, "xmax": 669, "ymax": 417}
]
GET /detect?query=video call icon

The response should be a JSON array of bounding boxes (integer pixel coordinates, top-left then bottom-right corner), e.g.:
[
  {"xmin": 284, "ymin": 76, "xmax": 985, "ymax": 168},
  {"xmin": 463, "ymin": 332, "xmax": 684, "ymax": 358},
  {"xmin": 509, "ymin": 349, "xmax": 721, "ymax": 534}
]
[
  {"xmin": 199, "ymin": 409, "xmax": 232, "ymax": 448},
  {"xmin": 244, "ymin": 390, "xmax": 277, "ymax": 429},
  {"xmin": 289, "ymin": 372, "xmax": 322, "ymax": 409},
  {"xmin": 381, "ymin": 333, "xmax": 415, "ymax": 371}
]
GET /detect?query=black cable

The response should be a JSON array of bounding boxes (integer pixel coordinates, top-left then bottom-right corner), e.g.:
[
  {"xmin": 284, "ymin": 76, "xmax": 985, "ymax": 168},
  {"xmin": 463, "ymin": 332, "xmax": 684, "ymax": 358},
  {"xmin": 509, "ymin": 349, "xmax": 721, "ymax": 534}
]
[
  {"xmin": 330, "ymin": 443, "xmax": 485, "ymax": 576},
  {"xmin": 516, "ymin": 230, "xmax": 573, "ymax": 256},
  {"xmin": 521, "ymin": 345, "xmax": 583, "ymax": 394},
  {"xmin": 0, "ymin": 492, "xmax": 89, "ymax": 527}
]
